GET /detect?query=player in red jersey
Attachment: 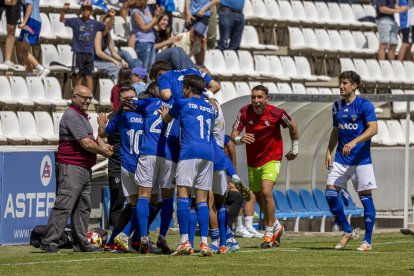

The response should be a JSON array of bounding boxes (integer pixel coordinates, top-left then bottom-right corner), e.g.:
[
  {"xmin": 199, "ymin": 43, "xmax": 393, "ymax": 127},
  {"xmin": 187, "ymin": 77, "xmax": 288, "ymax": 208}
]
[{"xmin": 231, "ymin": 85, "xmax": 299, "ymax": 249}]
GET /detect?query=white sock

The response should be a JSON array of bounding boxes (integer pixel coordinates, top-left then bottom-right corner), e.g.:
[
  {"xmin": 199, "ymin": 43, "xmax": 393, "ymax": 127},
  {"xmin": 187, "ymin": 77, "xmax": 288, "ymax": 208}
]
[
  {"xmin": 201, "ymin": 236, "xmax": 208, "ymax": 244},
  {"xmin": 273, "ymin": 217, "xmax": 281, "ymax": 229},
  {"xmin": 245, "ymin": 216, "xmax": 253, "ymax": 229},
  {"xmin": 180, "ymin": 234, "xmax": 189, "ymax": 244},
  {"xmin": 35, "ymin": 64, "xmax": 44, "ymax": 71},
  {"xmin": 265, "ymin": 226, "xmax": 273, "ymax": 238},
  {"xmin": 232, "ymin": 174, "xmax": 240, "ymax": 182},
  {"xmin": 236, "ymin": 216, "xmax": 243, "ymax": 228}
]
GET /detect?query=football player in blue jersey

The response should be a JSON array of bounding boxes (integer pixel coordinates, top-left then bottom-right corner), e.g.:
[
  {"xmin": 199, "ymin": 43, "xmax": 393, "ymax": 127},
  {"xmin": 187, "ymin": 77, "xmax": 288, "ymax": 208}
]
[
  {"xmin": 98, "ymin": 86, "xmax": 143, "ymax": 252},
  {"xmin": 159, "ymin": 74, "xmax": 216, "ymax": 257},
  {"xmin": 325, "ymin": 71, "xmax": 378, "ymax": 252},
  {"xmin": 131, "ymin": 82, "xmax": 180, "ymax": 254},
  {"xmin": 148, "ymin": 60, "xmax": 221, "ymax": 101}
]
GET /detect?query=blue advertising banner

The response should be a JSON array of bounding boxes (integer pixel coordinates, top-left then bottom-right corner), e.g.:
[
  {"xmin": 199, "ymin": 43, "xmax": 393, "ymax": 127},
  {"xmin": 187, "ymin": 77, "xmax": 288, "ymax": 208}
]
[{"xmin": 0, "ymin": 152, "xmax": 56, "ymax": 245}]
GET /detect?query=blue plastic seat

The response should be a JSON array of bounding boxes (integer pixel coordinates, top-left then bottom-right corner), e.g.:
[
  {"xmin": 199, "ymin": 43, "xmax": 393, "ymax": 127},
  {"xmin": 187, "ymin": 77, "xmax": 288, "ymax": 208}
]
[
  {"xmin": 312, "ymin": 188, "xmax": 332, "ymax": 214},
  {"xmin": 286, "ymin": 189, "xmax": 323, "ymax": 218},
  {"xmin": 299, "ymin": 189, "xmax": 331, "ymax": 217},
  {"xmin": 340, "ymin": 190, "xmax": 364, "ymax": 217},
  {"xmin": 273, "ymin": 190, "xmax": 301, "ymax": 219}
]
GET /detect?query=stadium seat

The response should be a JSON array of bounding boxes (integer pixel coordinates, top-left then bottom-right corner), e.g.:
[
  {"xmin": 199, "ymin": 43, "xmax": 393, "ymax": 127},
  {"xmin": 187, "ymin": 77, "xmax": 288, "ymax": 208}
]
[
  {"xmin": 120, "ymin": 46, "xmax": 138, "ymax": 59},
  {"xmin": 248, "ymin": 81, "xmax": 261, "ymax": 90},
  {"xmin": 34, "ymin": 111, "xmax": 59, "ymax": 143},
  {"xmin": 327, "ymin": 30, "xmax": 347, "ymax": 53},
  {"xmin": 251, "ymin": 0, "xmax": 273, "ymax": 21},
  {"xmin": 399, "ymin": 119, "xmax": 414, "ymax": 144},
  {"xmin": 52, "ymin": 112, "xmax": 64, "ymax": 136},
  {"xmin": 299, "ymin": 189, "xmax": 332, "ymax": 232},
  {"xmin": 0, "ymin": 117, "xmax": 8, "ymax": 144},
  {"xmin": 294, "ymin": 56, "xmax": 331, "ymax": 81},
  {"xmin": 0, "ymin": 13, "xmax": 6, "ymax": 37},
  {"xmin": 88, "ymin": 112, "xmax": 99, "ymax": 139},
  {"xmin": 314, "ymin": 29, "xmax": 335, "ymax": 54},
  {"xmin": 339, "ymin": 190, "xmax": 364, "ymax": 217},
  {"xmin": 302, "ymin": 28, "xmax": 324, "ymax": 52},
  {"xmin": 391, "ymin": 61, "xmax": 413, "ymax": 84},
  {"xmin": 113, "ymin": 16, "xmax": 128, "ymax": 42},
  {"xmin": 306, "ymin": 87, "xmax": 320, "ymax": 95},
  {"xmin": 403, "ymin": 61, "xmax": 414, "ymax": 81},
  {"xmin": 288, "ymin": 27, "xmax": 308, "ymax": 52},
  {"xmin": 49, "ymin": 13, "xmax": 74, "ymax": 40},
  {"xmin": 291, "ymin": 1, "xmax": 308, "ymax": 23},
  {"xmin": 220, "ymin": 82, "xmax": 238, "ymax": 103},
  {"xmin": 223, "ymin": 50, "xmax": 244, "ymax": 77},
  {"xmin": 0, "ymin": 76, "xmax": 17, "ymax": 105},
  {"xmin": 263, "ymin": 0, "xmax": 281, "ymax": 22},
  {"xmin": 9, "ymin": 77, "xmax": 35, "ymax": 106},
  {"xmin": 315, "ymin": 2, "xmax": 333, "ymax": 25},
  {"xmin": 340, "ymin": 3, "xmax": 363, "ymax": 27},
  {"xmin": 353, "ymin": 59, "xmax": 379, "ymax": 84},
  {"xmin": 213, "ymin": 90, "xmax": 224, "ymax": 105},
  {"xmin": 0, "ymin": 111, "xmax": 26, "ymax": 143},
  {"xmin": 386, "ymin": 120, "xmax": 405, "ymax": 145},
  {"xmin": 234, "ymin": 82, "xmax": 251, "ymax": 98},
  {"xmin": 312, "ymin": 188, "xmax": 332, "ymax": 214},
  {"xmin": 57, "ymin": 44, "xmax": 73, "ymax": 68},
  {"xmin": 254, "ymin": 55, "xmax": 274, "ymax": 78},
  {"xmin": 243, "ymin": 0, "xmax": 257, "ymax": 20},
  {"xmin": 279, "ymin": 56, "xmax": 303, "ymax": 81},
  {"xmin": 262, "ymin": 82, "xmax": 279, "ymax": 94},
  {"xmin": 17, "ymin": 112, "xmax": 44, "ymax": 144},
  {"xmin": 364, "ymin": 32, "xmax": 379, "ymax": 53},
  {"xmin": 352, "ymin": 4, "xmax": 376, "ymax": 27},
  {"xmin": 291, "ymin": 83, "xmax": 307, "ymax": 94},
  {"xmin": 287, "ymin": 189, "xmax": 324, "ymax": 218},
  {"xmin": 273, "ymin": 190, "xmax": 304, "ymax": 232},
  {"xmin": 366, "ymin": 59, "xmax": 389, "ymax": 84},
  {"xmin": 266, "ymin": 55, "xmax": 291, "ymax": 81},
  {"xmin": 392, "ymin": 89, "xmax": 408, "ymax": 114},
  {"xmin": 339, "ymin": 30, "xmax": 359, "ymax": 54},
  {"xmin": 39, "ymin": 13, "xmax": 56, "ymax": 40},
  {"xmin": 277, "ymin": 82, "xmax": 293, "ymax": 94},
  {"xmin": 278, "ymin": 0, "xmax": 297, "ymax": 23},
  {"xmin": 327, "ymin": 2, "xmax": 348, "ymax": 26},
  {"xmin": 241, "ymin": 26, "xmax": 277, "ymax": 50},
  {"xmin": 26, "ymin": 77, "xmax": 52, "ymax": 106},
  {"xmin": 39, "ymin": 0, "xmax": 50, "ymax": 8},
  {"xmin": 372, "ymin": 120, "xmax": 395, "ymax": 146},
  {"xmin": 319, "ymin": 88, "xmax": 333, "ymax": 95},
  {"xmin": 43, "ymin": 77, "xmax": 68, "ymax": 107},
  {"xmin": 378, "ymin": 60, "xmax": 400, "ymax": 84},
  {"xmin": 204, "ymin": 50, "xmax": 232, "ymax": 77},
  {"xmin": 237, "ymin": 51, "xmax": 260, "ymax": 77},
  {"xmin": 41, "ymin": 44, "xmax": 71, "ymax": 72},
  {"xmin": 98, "ymin": 79, "xmax": 114, "ymax": 107},
  {"xmin": 303, "ymin": 1, "xmax": 320, "ymax": 24},
  {"xmin": 340, "ymin": 58, "xmax": 356, "ymax": 72},
  {"xmin": 363, "ymin": 4, "xmax": 377, "ymax": 18},
  {"xmin": 352, "ymin": 31, "xmax": 376, "ymax": 55}
]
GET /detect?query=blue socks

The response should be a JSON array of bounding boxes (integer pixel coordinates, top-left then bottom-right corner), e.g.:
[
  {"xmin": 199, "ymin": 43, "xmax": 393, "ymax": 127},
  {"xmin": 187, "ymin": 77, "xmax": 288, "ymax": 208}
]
[
  {"xmin": 137, "ymin": 197, "xmax": 149, "ymax": 238},
  {"xmin": 177, "ymin": 197, "xmax": 190, "ymax": 237},
  {"xmin": 196, "ymin": 202, "xmax": 209, "ymax": 243},
  {"xmin": 189, "ymin": 207, "xmax": 197, "ymax": 247},
  {"xmin": 160, "ymin": 198, "xmax": 174, "ymax": 237},
  {"xmin": 360, "ymin": 194, "xmax": 376, "ymax": 244},
  {"xmin": 210, "ymin": 228, "xmax": 219, "ymax": 242},
  {"xmin": 121, "ymin": 220, "xmax": 132, "ymax": 236},
  {"xmin": 131, "ymin": 205, "xmax": 138, "ymax": 235},
  {"xmin": 325, "ymin": 189, "xmax": 353, "ymax": 233},
  {"xmin": 217, "ymin": 206, "xmax": 228, "ymax": 246}
]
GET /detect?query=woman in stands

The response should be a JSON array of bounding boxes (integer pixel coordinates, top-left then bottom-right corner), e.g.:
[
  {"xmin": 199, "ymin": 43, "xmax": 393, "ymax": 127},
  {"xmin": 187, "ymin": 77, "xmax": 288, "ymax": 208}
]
[
  {"xmin": 95, "ymin": 14, "xmax": 143, "ymax": 80},
  {"xmin": 130, "ymin": 0, "xmax": 163, "ymax": 70},
  {"xmin": 154, "ymin": 13, "xmax": 183, "ymax": 51}
]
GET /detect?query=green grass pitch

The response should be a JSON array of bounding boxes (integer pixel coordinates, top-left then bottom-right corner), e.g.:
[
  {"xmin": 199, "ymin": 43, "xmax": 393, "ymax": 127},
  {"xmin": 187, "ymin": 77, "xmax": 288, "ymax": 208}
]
[{"xmin": 0, "ymin": 232, "xmax": 413, "ymax": 275}]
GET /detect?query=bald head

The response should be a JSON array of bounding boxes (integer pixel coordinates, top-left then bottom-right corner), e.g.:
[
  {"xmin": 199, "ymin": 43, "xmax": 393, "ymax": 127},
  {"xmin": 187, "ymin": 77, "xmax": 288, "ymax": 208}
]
[{"xmin": 72, "ymin": 85, "xmax": 93, "ymax": 111}]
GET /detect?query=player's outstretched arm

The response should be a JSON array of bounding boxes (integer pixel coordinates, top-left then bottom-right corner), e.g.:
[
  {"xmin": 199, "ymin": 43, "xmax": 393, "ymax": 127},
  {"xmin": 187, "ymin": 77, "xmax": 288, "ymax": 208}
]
[
  {"xmin": 325, "ymin": 127, "xmax": 338, "ymax": 170},
  {"xmin": 207, "ymin": 80, "xmax": 221, "ymax": 94},
  {"xmin": 285, "ymin": 119, "xmax": 299, "ymax": 160},
  {"xmin": 342, "ymin": 121, "xmax": 378, "ymax": 156}
]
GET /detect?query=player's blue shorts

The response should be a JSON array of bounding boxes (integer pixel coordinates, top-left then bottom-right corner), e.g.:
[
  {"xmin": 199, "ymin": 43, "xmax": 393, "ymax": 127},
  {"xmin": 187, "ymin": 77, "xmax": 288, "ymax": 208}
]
[
  {"xmin": 18, "ymin": 18, "xmax": 41, "ymax": 45},
  {"xmin": 213, "ymin": 141, "xmax": 226, "ymax": 171}
]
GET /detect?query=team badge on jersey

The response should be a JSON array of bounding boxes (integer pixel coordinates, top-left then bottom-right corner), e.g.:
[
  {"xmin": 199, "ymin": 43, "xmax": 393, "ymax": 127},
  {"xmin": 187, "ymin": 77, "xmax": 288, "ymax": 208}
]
[{"xmin": 351, "ymin": 114, "xmax": 357, "ymax": 122}]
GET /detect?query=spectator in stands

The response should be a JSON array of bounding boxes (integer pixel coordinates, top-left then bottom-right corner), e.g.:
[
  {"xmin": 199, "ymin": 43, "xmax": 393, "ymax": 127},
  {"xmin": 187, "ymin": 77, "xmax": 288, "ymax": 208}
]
[
  {"xmin": 16, "ymin": 0, "xmax": 50, "ymax": 77},
  {"xmin": 173, "ymin": 20, "xmax": 207, "ymax": 65},
  {"xmin": 154, "ymin": 13, "xmax": 183, "ymax": 51},
  {"xmin": 40, "ymin": 85, "xmax": 113, "ymax": 253},
  {"xmin": 217, "ymin": 0, "xmax": 245, "ymax": 50},
  {"xmin": 95, "ymin": 14, "xmax": 130, "ymax": 80},
  {"xmin": 61, "ymin": 2, "xmax": 105, "ymax": 92},
  {"xmin": 111, "ymin": 68, "xmax": 132, "ymax": 111},
  {"xmin": 184, "ymin": 0, "xmax": 219, "ymax": 28},
  {"xmin": 376, "ymin": 0, "xmax": 408, "ymax": 60},
  {"xmin": 0, "ymin": 0, "xmax": 21, "ymax": 69},
  {"xmin": 131, "ymin": 67, "xmax": 148, "ymax": 94},
  {"xmin": 130, "ymin": 0, "xmax": 163, "ymax": 70},
  {"xmin": 397, "ymin": 0, "xmax": 413, "ymax": 61},
  {"xmin": 207, "ymin": 5, "xmax": 217, "ymax": 49}
]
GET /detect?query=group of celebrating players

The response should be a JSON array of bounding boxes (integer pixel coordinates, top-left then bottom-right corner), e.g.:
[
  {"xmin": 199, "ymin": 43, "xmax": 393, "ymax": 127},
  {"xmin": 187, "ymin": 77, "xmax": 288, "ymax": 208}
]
[{"xmin": 98, "ymin": 61, "xmax": 378, "ymax": 255}]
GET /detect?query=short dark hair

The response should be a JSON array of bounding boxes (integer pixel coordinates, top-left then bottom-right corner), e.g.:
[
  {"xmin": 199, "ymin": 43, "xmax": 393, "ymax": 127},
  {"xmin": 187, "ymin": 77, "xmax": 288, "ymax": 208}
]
[
  {"xmin": 252, "ymin": 85, "xmax": 269, "ymax": 95},
  {"xmin": 339, "ymin": 71, "xmax": 361, "ymax": 87},
  {"xmin": 149, "ymin": 60, "xmax": 173, "ymax": 80},
  {"xmin": 118, "ymin": 86, "xmax": 136, "ymax": 99},
  {"xmin": 183, "ymin": 74, "xmax": 206, "ymax": 95},
  {"xmin": 146, "ymin": 81, "xmax": 160, "ymax": 98},
  {"xmin": 117, "ymin": 68, "xmax": 132, "ymax": 87}
]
